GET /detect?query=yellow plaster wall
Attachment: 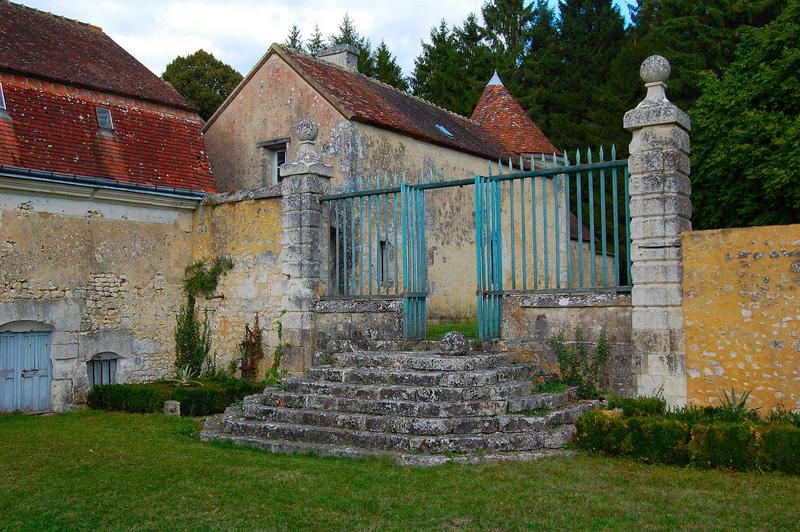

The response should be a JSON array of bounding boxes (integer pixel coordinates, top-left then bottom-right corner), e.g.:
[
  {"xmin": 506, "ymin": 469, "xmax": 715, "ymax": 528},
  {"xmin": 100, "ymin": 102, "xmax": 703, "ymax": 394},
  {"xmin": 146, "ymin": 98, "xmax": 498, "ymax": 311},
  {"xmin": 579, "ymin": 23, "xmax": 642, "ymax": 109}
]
[
  {"xmin": 683, "ymin": 224, "xmax": 800, "ymax": 411},
  {"xmin": 192, "ymin": 197, "xmax": 285, "ymax": 375}
]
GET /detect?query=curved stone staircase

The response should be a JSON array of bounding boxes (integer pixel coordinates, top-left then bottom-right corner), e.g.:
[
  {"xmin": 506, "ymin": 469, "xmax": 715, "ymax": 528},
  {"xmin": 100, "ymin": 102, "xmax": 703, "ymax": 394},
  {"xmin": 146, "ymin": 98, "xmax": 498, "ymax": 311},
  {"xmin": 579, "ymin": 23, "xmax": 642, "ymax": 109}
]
[{"xmin": 201, "ymin": 348, "xmax": 599, "ymax": 466}]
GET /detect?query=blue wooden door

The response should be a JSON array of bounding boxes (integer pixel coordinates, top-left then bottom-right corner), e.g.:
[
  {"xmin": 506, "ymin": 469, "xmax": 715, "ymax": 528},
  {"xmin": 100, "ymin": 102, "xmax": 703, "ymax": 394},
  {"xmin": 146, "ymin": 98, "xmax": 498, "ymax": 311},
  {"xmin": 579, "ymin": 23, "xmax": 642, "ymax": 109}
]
[{"xmin": 0, "ymin": 332, "xmax": 52, "ymax": 412}]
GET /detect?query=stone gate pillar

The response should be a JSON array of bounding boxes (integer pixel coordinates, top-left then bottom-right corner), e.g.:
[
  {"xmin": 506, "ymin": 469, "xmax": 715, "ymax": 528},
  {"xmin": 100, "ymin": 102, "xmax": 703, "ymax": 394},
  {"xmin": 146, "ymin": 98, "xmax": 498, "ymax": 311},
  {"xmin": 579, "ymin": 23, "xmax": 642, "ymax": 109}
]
[
  {"xmin": 624, "ymin": 56, "xmax": 692, "ymax": 406},
  {"xmin": 278, "ymin": 119, "xmax": 333, "ymax": 371}
]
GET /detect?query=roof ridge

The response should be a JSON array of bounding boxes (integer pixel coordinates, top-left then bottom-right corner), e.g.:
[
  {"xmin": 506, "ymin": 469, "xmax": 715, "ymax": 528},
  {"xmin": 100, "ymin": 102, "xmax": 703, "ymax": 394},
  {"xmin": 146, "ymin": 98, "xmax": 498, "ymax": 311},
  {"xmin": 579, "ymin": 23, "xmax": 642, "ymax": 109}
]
[
  {"xmin": 282, "ymin": 44, "xmax": 482, "ymax": 127},
  {"xmin": 2, "ymin": 0, "xmax": 103, "ymax": 31}
]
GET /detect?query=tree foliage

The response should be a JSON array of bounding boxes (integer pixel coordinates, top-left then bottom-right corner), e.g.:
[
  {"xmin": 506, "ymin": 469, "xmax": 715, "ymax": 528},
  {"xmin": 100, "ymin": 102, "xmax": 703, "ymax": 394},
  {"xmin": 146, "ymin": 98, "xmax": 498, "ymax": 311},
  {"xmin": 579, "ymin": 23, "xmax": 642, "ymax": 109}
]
[
  {"xmin": 374, "ymin": 41, "xmax": 408, "ymax": 91},
  {"xmin": 284, "ymin": 25, "xmax": 303, "ymax": 52},
  {"xmin": 162, "ymin": 49, "xmax": 242, "ymax": 121},
  {"xmin": 690, "ymin": 3, "xmax": 800, "ymax": 228}
]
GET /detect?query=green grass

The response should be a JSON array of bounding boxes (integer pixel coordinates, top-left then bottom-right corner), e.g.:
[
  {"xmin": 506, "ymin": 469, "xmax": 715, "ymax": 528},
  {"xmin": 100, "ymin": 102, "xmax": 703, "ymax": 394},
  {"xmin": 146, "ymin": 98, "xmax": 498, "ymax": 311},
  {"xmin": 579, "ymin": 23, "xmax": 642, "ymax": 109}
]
[
  {"xmin": 1, "ymin": 411, "xmax": 799, "ymax": 529},
  {"xmin": 426, "ymin": 320, "xmax": 479, "ymax": 341}
]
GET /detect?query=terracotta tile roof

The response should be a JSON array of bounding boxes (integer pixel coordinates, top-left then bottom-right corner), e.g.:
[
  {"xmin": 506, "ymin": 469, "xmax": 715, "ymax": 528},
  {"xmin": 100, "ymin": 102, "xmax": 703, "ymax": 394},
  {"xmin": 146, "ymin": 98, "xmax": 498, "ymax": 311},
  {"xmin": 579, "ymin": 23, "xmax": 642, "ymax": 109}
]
[
  {"xmin": 281, "ymin": 47, "xmax": 507, "ymax": 160},
  {"xmin": 472, "ymin": 79, "xmax": 558, "ymax": 157},
  {"xmin": 0, "ymin": 1, "xmax": 194, "ymax": 111},
  {"xmin": 0, "ymin": 79, "xmax": 215, "ymax": 193}
]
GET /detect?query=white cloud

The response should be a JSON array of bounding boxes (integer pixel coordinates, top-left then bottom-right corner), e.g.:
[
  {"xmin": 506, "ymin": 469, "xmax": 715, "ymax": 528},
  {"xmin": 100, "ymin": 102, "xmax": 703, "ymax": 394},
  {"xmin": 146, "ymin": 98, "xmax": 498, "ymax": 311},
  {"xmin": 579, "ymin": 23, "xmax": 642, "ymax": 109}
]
[{"xmin": 19, "ymin": 0, "xmax": 484, "ymax": 76}]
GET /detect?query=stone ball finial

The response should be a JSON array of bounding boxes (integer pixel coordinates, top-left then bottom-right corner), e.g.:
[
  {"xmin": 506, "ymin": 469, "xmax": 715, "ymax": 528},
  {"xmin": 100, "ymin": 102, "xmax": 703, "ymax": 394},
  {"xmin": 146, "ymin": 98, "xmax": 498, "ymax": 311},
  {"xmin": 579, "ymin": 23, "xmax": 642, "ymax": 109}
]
[
  {"xmin": 295, "ymin": 119, "xmax": 319, "ymax": 142},
  {"xmin": 640, "ymin": 55, "xmax": 670, "ymax": 84}
]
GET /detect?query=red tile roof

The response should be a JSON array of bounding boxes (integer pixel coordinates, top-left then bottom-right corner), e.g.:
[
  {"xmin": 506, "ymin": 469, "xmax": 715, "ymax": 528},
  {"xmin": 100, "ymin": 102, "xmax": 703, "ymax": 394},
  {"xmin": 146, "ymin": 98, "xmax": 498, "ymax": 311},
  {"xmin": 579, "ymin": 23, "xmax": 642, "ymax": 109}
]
[
  {"xmin": 275, "ymin": 47, "xmax": 508, "ymax": 160},
  {"xmin": 0, "ymin": 1, "xmax": 194, "ymax": 111},
  {"xmin": 472, "ymin": 79, "xmax": 558, "ymax": 157},
  {"xmin": 0, "ymin": 78, "xmax": 215, "ymax": 193}
]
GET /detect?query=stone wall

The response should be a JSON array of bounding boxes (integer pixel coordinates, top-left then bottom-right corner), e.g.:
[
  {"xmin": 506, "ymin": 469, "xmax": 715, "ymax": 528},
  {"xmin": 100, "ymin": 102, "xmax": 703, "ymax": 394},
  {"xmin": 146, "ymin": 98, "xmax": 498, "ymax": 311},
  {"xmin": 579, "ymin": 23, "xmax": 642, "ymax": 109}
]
[
  {"xmin": 501, "ymin": 293, "xmax": 634, "ymax": 396},
  {"xmin": 683, "ymin": 224, "xmax": 800, "ymax": 411},
  {"xmin": 192, "ymin": 188, "xmax": 286, "ymax": 376},
  {"xmin": 0, "ymin": 185, "xmax": 196, "ymax": 410},
  {"xmin": 313, "ymin": 299, "xmax": 403, "ymax": 350}
]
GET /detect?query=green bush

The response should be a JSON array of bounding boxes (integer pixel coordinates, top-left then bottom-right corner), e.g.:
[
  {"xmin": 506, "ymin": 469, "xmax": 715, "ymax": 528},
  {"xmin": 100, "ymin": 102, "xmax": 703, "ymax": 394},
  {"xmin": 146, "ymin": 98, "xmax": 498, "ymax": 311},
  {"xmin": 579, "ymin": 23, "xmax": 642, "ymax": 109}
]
[
  {"xmin": 607, "ymin": 395, "xmax": 667, "ymax": 417},
  {"xmin": 576, "ymin": 407, "xmax": 800, "ymax": 474},
  {"xmin": 689, "ymin": 423, "xmax": 758, "ymax": 471},
  {"xmin": 576, "ymin": 411, "xmax": 690, "ymax": 465},
  {"xmin": 87, "ymin": 378, "xmax": 262, "ymax": 417},
  {"xmin": 758, "ymin": 424, "xmax": 800, "ymax": 474}
]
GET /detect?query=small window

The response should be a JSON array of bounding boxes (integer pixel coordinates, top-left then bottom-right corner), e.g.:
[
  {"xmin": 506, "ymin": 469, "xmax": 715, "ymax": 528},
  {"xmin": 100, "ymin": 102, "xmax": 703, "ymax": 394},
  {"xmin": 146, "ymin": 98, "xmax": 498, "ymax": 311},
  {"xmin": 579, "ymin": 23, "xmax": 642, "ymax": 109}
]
[
  {"xmin": 435, "ymin": 124, "xmax": 454, "ymax": 138},
  {"xmin": 87, "ymin": 352, "xmax": 118, "ymax": 387},
  {"xmin": 272, "ymin": 148, "xmax": 287, "ymax": 184},
  {"xmin": 95, "ymin": 107, "xmax": 114, "ymax": 130},
  {"xmin": 0, "ymin": 82, "xmax": 6, "ymax": 111}
]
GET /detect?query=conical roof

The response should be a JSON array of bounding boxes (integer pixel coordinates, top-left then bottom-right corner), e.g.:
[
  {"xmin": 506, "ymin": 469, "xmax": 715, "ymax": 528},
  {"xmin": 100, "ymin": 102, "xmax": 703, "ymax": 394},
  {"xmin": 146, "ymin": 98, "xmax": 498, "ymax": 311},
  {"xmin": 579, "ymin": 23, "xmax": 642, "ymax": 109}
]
[{"xmin": 471, "ymin": 72, "xmax": 558, "ymax": 157}]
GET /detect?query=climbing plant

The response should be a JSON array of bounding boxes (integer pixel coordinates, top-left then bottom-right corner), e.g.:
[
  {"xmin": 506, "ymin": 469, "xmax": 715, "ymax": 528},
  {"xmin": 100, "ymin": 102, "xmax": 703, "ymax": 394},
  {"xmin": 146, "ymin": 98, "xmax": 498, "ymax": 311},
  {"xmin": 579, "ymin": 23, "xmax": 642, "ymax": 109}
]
[{"xmin": 174, "ymin": 256, "xmax": 233, "ymax": 374}]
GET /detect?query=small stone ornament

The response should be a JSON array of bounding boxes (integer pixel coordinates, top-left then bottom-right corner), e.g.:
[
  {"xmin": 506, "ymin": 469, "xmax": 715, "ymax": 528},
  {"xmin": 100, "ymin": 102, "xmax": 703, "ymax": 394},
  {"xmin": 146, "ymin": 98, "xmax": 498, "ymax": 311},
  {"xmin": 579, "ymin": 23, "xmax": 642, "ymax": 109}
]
[
  {"xmin": 440, "ymin": 331, "xmax": 471, "ymax": 356},
  {"xmin": 163, "ymin": 400, "xmax": 181, "ymax": 417}
]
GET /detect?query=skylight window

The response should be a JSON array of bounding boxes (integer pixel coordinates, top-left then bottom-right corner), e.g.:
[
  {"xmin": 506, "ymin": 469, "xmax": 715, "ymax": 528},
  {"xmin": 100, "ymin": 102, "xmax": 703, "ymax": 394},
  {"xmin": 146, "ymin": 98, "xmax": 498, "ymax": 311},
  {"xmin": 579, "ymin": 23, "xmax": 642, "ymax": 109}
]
[
  {"xmin": 435, "ymin": 124, "xmax": 454, "ymax": 138},
  {"xmin": 0, "ymin": 82, "xmax": 6, "ymax": 111},
  {"xmin": 95, "ymin": 107, "xmax": 114, "ymax": 130}
]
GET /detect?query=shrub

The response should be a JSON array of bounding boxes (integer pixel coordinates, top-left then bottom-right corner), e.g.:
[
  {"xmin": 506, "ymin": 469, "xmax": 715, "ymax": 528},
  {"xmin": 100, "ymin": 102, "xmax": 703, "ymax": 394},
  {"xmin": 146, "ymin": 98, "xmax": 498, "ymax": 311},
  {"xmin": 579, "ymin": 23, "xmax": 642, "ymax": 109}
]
[
  {"xmin": 576, "ymin": 410, "xmax": 690, "ymax": 465},
  {"xmin": 689, "ymin": 423, "xmax": 758, "ymax": 471},
  {"xmin": 759, "ymin": 424, "xmax": 800, "ymax": 474},
  {"xmin": 87, "ymin": 378, "xmax": 262, "ymax": 417},
  {"xmin": 607, "ymin": 395, "xmax": 667, "ymax": 417}
]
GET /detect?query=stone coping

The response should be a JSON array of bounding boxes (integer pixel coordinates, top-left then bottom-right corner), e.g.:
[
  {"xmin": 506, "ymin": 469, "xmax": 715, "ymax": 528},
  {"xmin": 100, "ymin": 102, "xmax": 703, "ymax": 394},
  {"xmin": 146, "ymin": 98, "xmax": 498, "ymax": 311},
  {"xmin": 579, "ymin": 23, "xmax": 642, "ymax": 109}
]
[
  {"xmin": 314, "ymin": 298, "xmax": 402, "ymax": 314},
  {"xmin": 204, "ymin": 184, "xmax": 283, "ymax": 205},
  {"xmin": 507, "ymin": 292, "xmax": 631, "ymax": 309}
]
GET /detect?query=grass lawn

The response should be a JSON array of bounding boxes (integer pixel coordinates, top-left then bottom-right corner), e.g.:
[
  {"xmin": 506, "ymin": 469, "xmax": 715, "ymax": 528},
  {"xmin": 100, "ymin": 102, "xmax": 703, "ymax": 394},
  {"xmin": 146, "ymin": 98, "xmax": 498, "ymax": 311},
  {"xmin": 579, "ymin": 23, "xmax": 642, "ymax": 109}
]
[
  {"xmin": 1, "ymin": 411, "xmax": 799, "ymax": 530},
  {"xmin": 426, "ymin": 320, "xmax": 479, "ymax": 341}
]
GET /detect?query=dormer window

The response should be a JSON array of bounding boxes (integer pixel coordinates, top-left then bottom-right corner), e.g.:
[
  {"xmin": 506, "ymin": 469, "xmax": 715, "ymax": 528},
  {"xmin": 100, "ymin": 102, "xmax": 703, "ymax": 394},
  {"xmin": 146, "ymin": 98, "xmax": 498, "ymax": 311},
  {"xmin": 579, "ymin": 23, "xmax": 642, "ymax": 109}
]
[{"xmin": 95, "ymin": 106, "xmax": 114, "ymax": 131}]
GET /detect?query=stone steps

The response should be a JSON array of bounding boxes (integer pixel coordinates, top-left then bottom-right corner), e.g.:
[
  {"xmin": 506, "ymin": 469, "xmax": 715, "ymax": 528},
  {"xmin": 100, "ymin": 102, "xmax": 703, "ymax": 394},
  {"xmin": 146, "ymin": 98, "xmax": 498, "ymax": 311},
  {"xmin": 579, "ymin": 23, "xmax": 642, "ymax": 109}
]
[
  {"xmin": 305, "ymin": 364, "xmax": 537, "ymax": 387},
  {"xmin": 201, "ymin": 417, "xmax": 576, "ymax": 467},
  {"xmin": 284, "ymin": 377, "xmax": 535, "ymax": 402},
  {"xmin": 200, "ymin": 340, "xmax": 601, "ymax": 465},
  {"xmin": 324, "ymin": 351, "xmax": 514, "ymax": 371},
  {"xmin": 218, "ymin": 408, "xmax": 583, "ymax": 454},
  {"xmin": 242, "ymin": 401, "xmax": 593, "ymax": 436}
]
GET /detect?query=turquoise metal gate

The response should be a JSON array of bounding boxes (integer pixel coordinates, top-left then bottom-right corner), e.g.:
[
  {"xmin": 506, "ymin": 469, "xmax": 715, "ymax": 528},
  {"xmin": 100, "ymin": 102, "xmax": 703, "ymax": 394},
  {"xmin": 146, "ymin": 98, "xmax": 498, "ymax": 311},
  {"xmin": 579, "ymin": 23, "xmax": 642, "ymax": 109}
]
[
  {"xmin": 475, "ymin": 175, "xmax": 502, "ymax": 340},
  {"xmin": 401, "ymin": 184, "xmax": 427, "ymax": 339}
]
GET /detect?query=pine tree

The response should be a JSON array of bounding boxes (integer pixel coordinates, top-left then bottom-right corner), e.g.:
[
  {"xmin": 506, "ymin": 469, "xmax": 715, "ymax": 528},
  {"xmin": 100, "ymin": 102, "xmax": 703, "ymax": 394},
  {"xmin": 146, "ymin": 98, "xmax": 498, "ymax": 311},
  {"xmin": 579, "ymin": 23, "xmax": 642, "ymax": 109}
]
[
  {"xmin": 411, "ymin": 21, "xmax": 469, "ymax": 114},
  {"xmin": 545, "ymin": 0, "xmax": 626, "ymax": 150},
  {"xmin": 454, "ymin": 13, "xmax": 494, "ymax": 113},
  {"xmin": 481, "ymin": 0, "xmax": 534, "ymax": 91},
  {"xmin": 283, "ymin": 24, "xmax": 304, "ymax": 52},
  {"xmin": 374, "ymin": 41, "xmax": 408, "ymax": 90},
  {"xmin": 307, "ymin": 25, "xmax": 325, "ymax": 56},
  {"xmin": 331, "ymin": 13, "xmax": 375, "ymax": 75}
]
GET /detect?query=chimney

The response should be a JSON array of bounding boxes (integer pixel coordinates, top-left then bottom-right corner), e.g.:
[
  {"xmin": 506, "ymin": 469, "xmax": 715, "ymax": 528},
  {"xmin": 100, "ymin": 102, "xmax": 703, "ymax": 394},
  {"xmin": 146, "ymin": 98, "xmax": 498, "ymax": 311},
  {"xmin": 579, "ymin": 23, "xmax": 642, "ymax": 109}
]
[{"xmin": 318, "ymin": 44, "xmax": 359, "ymax": 72}]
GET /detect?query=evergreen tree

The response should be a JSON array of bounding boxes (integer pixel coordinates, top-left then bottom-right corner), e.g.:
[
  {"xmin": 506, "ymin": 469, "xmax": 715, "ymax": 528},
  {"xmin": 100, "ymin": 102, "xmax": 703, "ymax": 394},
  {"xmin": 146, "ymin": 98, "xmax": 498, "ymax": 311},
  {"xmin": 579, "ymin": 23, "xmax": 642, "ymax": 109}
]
[
  {"xmin": 307, "ymin": 25, "xmax": 325, "ymax": 56},
  {"xmin": 374, "ymin": 41, "xmax": 408, "ymax": 90},
  {"xmin": 455, "ymin": 13, "xmax": 494, "ymax": 113},
  {"xmin": 331, "ymin": 13, "xmax": 375, "ymax": 75},
  {"xmin": 517, "ymin": 0, "xmax": 561, "ymax": 134},
  {"xmin": 546, "ymin": 0, "xmax": 627, "ymax": 150},
  {"xmin": 162, "ymin": 49, "xmax": 243, "ymax": 121},
  {"xmin": 283, "ymin": 24, "xmax": 304, "ymax": 52},
  {"xmin": 691, "ymin": 3, "xmax": 800, "ymax": 228},
  {"xmin": 411, "ymin": 21, "xmax": 470, "ymax": 114},
  {"xmin": 481, "ymin": 0, "xmax": 534, "ymax": 91}
]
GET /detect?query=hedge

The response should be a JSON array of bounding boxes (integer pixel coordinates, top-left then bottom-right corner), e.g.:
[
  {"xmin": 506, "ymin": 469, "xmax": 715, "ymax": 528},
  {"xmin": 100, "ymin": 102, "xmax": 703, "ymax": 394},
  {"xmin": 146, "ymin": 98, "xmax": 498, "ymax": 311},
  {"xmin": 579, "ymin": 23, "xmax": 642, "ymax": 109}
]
[
  {"xmin": 87, "ymin": 378, "xmax": 263, "ymax": 416},
  {"xmin": 576, "ymin": 406, "xmax": 800, "ymax": 474}
]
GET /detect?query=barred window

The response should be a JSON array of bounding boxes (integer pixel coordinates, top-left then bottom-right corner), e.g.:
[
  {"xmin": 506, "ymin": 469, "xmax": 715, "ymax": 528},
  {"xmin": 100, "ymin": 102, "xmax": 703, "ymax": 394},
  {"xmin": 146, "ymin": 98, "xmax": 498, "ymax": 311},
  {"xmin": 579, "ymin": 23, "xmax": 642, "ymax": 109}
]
[{"xmin": 87, "ymin": 353, "xmax": 118, "ymax": 387}]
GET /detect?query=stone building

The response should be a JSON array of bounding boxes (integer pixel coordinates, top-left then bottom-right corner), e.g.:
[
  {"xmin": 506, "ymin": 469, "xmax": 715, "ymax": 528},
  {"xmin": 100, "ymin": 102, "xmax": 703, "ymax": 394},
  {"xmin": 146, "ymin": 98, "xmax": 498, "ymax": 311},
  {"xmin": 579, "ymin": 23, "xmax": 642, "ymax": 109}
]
[
  {"xmin": 203, "ymin": 43, "xmax": 606, "ymax": 320},
  {"xmin": 0, "ymin": 2, "xmax": 214, "ymax": 412}
]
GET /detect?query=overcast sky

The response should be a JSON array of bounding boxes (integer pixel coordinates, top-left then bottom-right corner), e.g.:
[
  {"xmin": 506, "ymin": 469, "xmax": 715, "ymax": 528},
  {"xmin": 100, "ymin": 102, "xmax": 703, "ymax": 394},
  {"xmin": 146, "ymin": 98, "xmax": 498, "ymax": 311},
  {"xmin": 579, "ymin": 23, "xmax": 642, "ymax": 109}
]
[{"xmin": 20, "ymin": 0, "xmax": 630, "ymax": 78}]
